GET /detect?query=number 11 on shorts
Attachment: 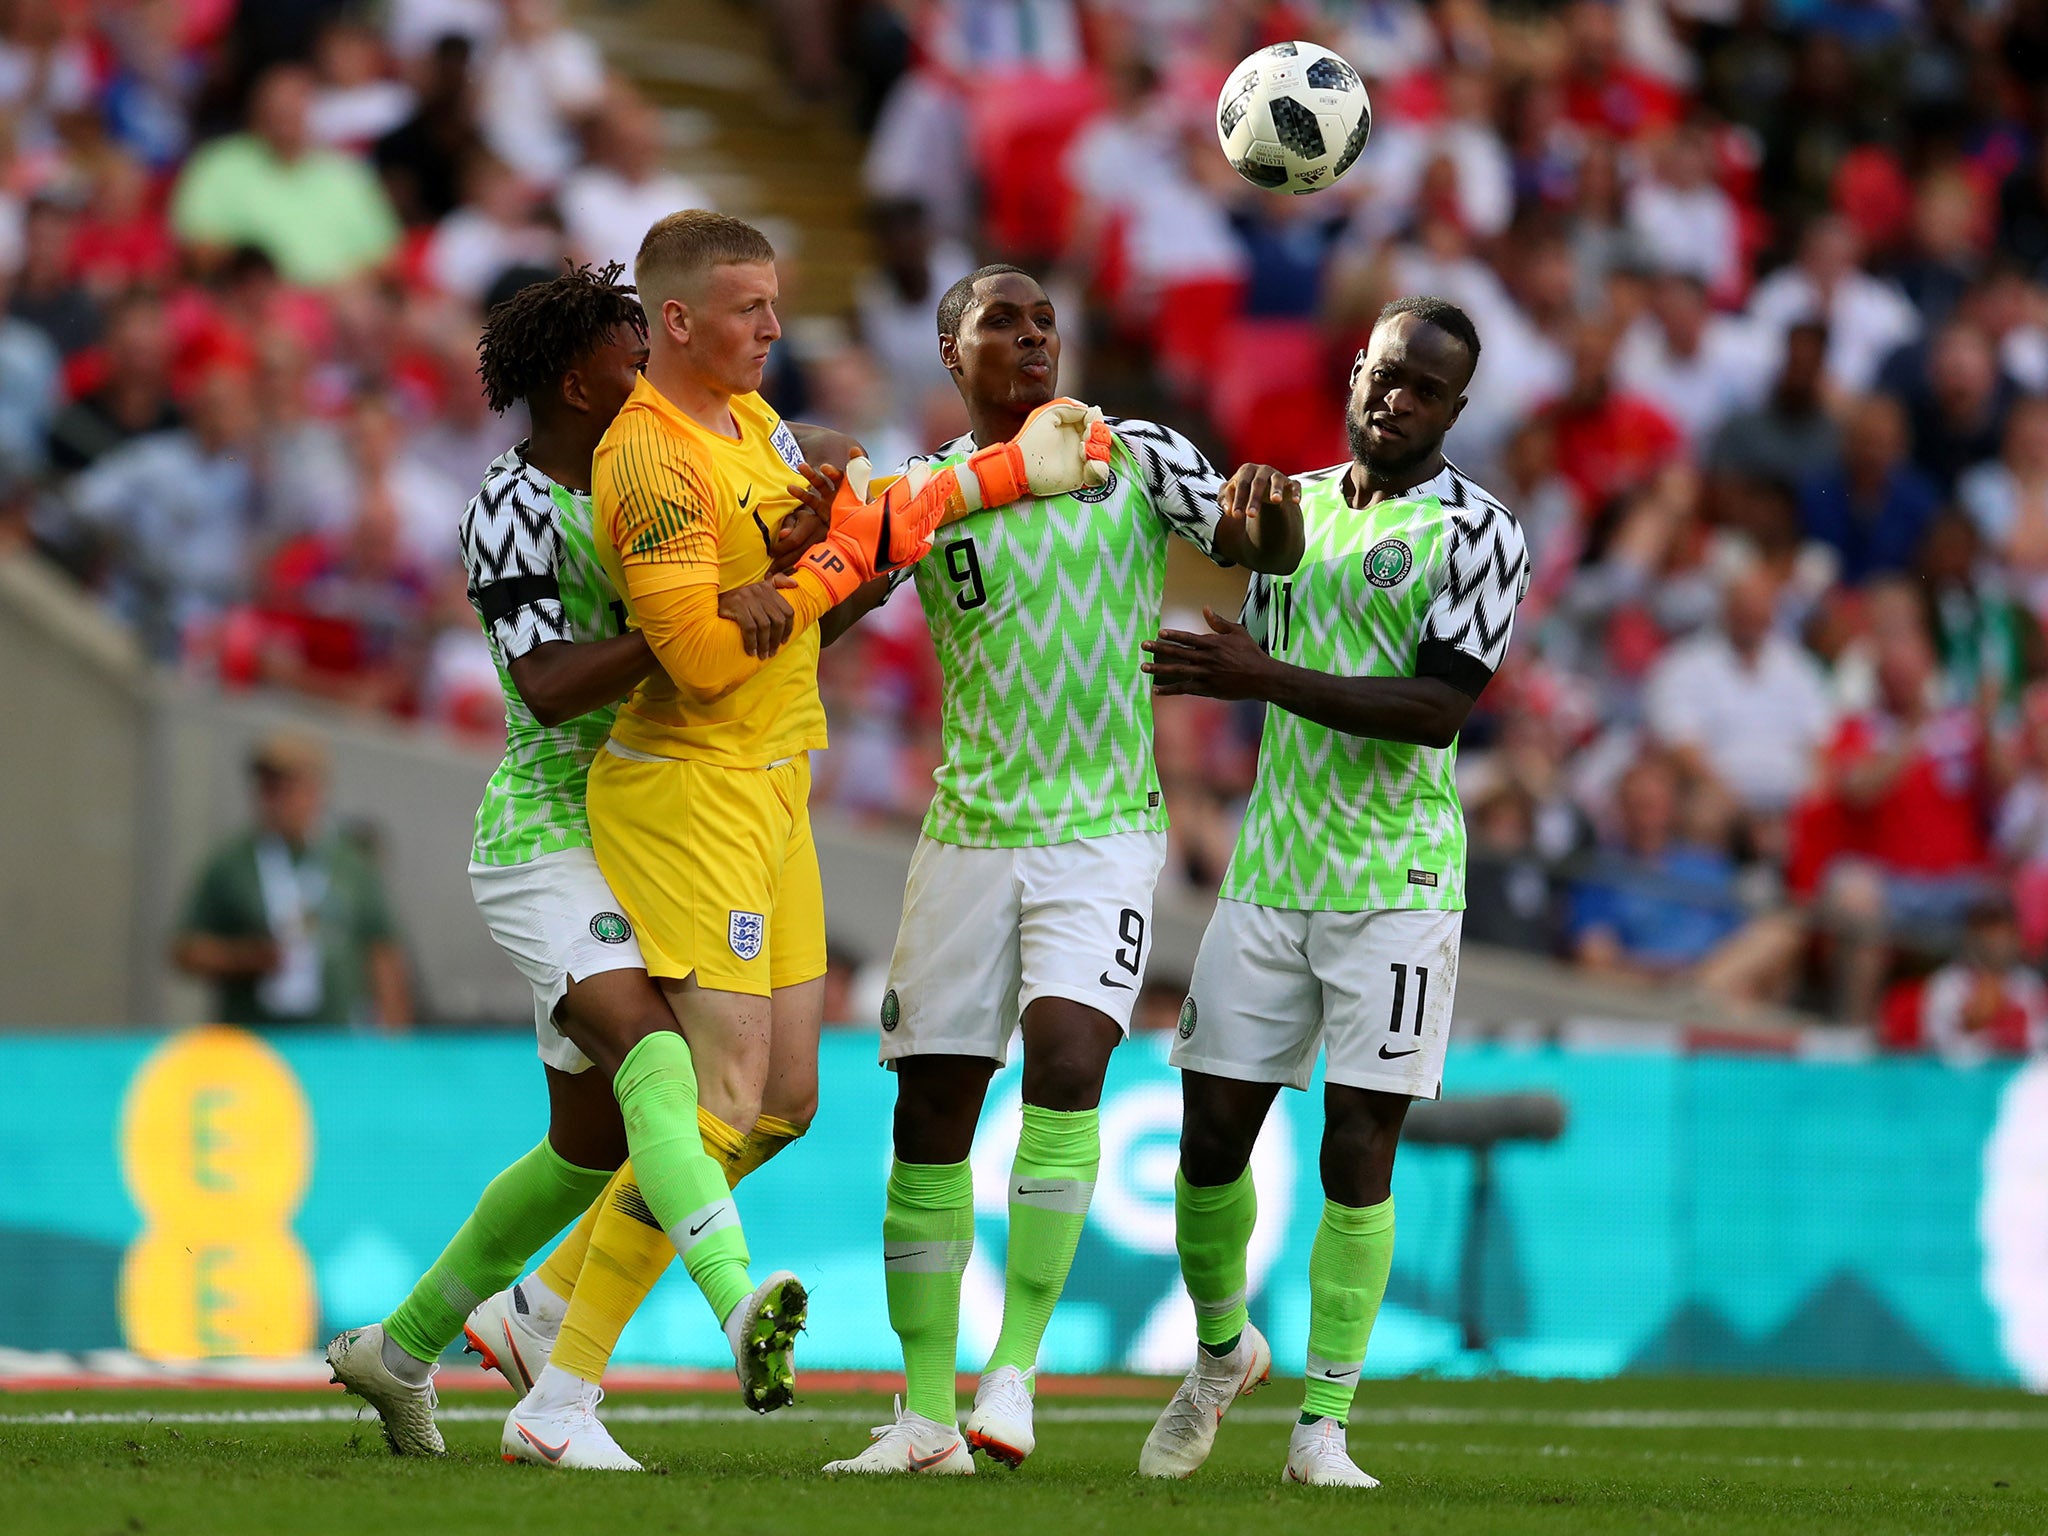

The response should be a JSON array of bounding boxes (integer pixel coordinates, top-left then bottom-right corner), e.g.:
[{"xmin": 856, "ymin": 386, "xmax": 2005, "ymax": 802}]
[{"xmin": 1388, "ymin": 962, "xmax": 1428, "ymax": 1035}]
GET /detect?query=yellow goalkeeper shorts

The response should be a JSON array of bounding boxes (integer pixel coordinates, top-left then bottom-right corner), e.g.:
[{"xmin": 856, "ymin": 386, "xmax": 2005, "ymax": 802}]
[{"xmin": 586, "ymin": 745, "xmax": 826, "ymax": 996}]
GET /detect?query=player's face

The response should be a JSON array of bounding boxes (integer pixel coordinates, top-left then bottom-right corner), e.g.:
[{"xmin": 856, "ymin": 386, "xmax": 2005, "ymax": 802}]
[
  {"xmin": 1347, "ymin": 312, "xmax": 1470, "ymax": 476},
  {"xmin": 675, "ymin": 260, "xmax": 781, "ymax": 396},
  {"xmin": 944, "ymin": 273, "xmax": 1060, "ymax": 414},
  {"xmin": 568, "ymin": 324, "xmax": 649, "ymax": 426}
]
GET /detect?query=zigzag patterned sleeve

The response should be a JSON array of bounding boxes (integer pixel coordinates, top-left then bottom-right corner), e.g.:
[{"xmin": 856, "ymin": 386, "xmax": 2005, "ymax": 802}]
[
  {"xmin": 1417, "ymin": 500, "xmax": 1530, "ymax": 698},
  {"xmin": 463, "ymin": 471, "xmax": 570, "ymax": 663},
  {"xmin": 1114, "ymin": 417, "xmax": 1227, "ymax": 559},
  {"xmin": 1239, "ymin": 572, "xmax": 1274, "ymax": 656}
]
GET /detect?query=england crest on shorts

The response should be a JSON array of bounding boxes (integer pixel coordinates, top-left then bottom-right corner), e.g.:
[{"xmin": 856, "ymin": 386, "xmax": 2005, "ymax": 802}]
[{"xmin": 728, "ymin": 910, "xmax": 765, "ymax": 961}]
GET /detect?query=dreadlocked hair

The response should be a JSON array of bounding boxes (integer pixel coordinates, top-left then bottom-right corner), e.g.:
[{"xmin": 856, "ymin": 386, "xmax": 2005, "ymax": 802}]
[{"xmin": 476, "ymin": 261, "xmax": 646, "ymax": 414}]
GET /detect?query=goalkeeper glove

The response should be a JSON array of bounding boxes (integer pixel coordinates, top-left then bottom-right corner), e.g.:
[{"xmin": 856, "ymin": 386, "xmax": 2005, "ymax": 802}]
[{"xmin": 793, "ymin": 403, "xmax": 1116, "ymax": 604}]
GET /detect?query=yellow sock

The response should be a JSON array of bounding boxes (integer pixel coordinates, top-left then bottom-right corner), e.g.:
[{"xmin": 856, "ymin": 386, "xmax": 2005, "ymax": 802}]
[
  {"xmin": 728, "ymin": 1113, "xmax": 805, "ymax": 1186},
  {"xmin": 698, "ymin": 1106, "xmax": 748, "ymax": 1189},
  {"xmin": 550, "ymin": 1174, "xmax": 675, "ymax": 1384},
  {"xmin": 533, "ymin": 1162, "xmax": 630, "ymax": 1302}
]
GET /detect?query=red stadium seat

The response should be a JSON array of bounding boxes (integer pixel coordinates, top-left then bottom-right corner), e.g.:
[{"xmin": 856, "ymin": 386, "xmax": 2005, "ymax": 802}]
[
  {"xmin": 1208, "ymin": 319, "xmax": 1349, "ymax": 472},
  {"xmin": 1151, "ymin": 276, "xmax": 1246, "ymax": 402},
  {"xmin": 969, "ymin": 70, "xmax": 1106, "ymax": 259},
  {"xmin": 1877, "ymin": 976, "xmax": 1927, "ymax": 1052}
]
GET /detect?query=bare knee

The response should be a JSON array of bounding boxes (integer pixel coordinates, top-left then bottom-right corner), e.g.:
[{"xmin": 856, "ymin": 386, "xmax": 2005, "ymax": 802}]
[
  {"xmin": 1018, "ymin": 1000, "xmax": 1119, "ymax": 1111},
  {"xmin": 1320, "ymin": 1088, "xmax": 1407, "ymax": 1207},
  {"xmin": 1180, "ymin": 1113, "xmax": 1258, "ymax": 1188}
]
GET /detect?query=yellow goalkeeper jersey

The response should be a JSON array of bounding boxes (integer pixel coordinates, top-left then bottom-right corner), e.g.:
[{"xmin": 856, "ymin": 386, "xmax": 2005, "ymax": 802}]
[{"xmin": 594, "ymin": 375, "xmax": 827, "ymax": 767}]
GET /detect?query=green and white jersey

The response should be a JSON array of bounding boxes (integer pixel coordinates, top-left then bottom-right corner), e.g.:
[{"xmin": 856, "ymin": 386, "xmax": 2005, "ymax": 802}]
[
  {"xmin": 1222, "ymin": 462, "xmax": 1529, "ymax": 912},
  {"xmin": 460, "ymin": 445, "xmax": 626, "ymax": 867},
  {"xmin": 906, "ymin": 419, "xmax": 1227, "ymax": 847}
]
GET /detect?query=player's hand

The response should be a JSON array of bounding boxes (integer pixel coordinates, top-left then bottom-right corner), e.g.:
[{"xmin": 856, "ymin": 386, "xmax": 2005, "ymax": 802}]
[
  {"xmin": 1142, "ymin": 607, "xmax": 1276, "ymax": 700},
  {"xmin": 965, "ymin": 398, "xmax": 1115, "ymax": 507},
  {"xmin": 769, "ymin": 463, "xmax": 836, "ymax": 574},
  {"xmin": 794, "ymin": 455, "xmax": 935, "ymax": 604},
  {"xmin": 718, "ymin": 578, "xmax": 797, "ymax": 659},
  {"xmin": 1220, "ymin": 461, "xmax": 1299, "ymax": 544}
]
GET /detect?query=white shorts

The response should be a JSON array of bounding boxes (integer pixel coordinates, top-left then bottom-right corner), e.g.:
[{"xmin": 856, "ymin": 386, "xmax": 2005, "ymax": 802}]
[
  {"xmin": 469, "ymin": 846, "xmax": 648, "ymax": 1073},
  {"xmin": 880, "ymin": 831, "xmax": 1168, "ymax": 1064},
  {"xmin": 1170, "ymin": 900, "xmax": 1462, "ymax": 1098}
]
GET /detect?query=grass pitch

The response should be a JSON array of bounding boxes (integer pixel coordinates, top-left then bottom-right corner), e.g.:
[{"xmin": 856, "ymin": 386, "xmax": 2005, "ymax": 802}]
[{"xmin": 4, "ymin": 1375, "xmax": 2044, "ymax": 1536}]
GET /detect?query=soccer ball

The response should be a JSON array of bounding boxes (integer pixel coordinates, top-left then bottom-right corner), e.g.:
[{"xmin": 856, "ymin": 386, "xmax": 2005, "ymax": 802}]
[{"xmin": 1215, "ymin": 41, "xmax": 1372, "ymax": 196}]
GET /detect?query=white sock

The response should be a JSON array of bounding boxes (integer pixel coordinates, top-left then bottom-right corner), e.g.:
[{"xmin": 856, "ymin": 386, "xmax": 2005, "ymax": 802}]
[
  {"xmin": 378, "ymin": 1330, "xmax": 434, "ymax": 1387},
  {"xmin": 526, "ymin": 1361, "xmax": 598, "ymax": 1413},
  {"xmin": 516, "ymin": 1277, "xmax": 569, "ymax": 1338}
]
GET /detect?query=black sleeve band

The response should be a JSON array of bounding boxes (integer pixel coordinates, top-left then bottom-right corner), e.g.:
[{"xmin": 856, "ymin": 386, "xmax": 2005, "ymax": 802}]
[
  {"xmin": 1416, "ymin": 638, "xmax": 1496, "ymax": 700},
  {"xmin": 476, "ymin": 573, "xmax": 560, "ymax": 624}
]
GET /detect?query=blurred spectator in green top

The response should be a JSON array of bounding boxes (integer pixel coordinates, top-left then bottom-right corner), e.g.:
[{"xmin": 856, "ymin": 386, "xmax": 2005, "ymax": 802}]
[{"xmin": 171, "ymin": 63, "xmax": 400, "ymax": 286}]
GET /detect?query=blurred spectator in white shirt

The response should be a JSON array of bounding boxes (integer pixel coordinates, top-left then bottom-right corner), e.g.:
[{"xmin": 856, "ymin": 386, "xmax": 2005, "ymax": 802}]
[
  {"xmin": 386, "ymin": 0, "xmax": 500, "ymax": 59},
  {"xmin": 1959, "ymin": 394, "xmax": 2048, "ymax": 619},
  {"xmin": 1357, "ymin": 66, "xmax": 1514, "ymax": 243},
  {"xmin": 1644, "ymin": 561, "xmax": 1835, "ymax": 815},
  {"xmin": 855, "ymin": 198, "xmax": 974, "ymax": 424},
  {"xmin": 1627, "ymin": 122, "xmax": 1743, "ymax": 298},
  {"xmin": 1616, "ymin": 272, "xmax": 1770, "ymax": 446},
  {"xmin": 425, "ymin": 151, "xmax": 563, "ymax": 304},
  {"xmin": 561, "ymin": 90, "xmax": 712, "ymax": 275},
  {"xmin": 1747, "ymin": 214, "xmax": 1920, "ymax": 393},
  {"xmin": 475, "ymin": 0, "xmax": 605, "ymax": 188},
  {"xmin": 309, "ymin": 16, "xmax": 416, "ymax": 152}
]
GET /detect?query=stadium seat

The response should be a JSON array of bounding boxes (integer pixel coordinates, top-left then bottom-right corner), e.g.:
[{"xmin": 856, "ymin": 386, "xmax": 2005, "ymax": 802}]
[
  {"xmin": 1150, "ymin": 276, "xmax": 1247, "ymax": 403},
  {"xmin": 1877, "ymin": 976, "xmax": 1927, "ymax": 1052},
  {"xmin": 1207, "ymin": 319, "xmax": 1349, "ymax": 472},
  {"xmin": 969, "ymin": 71, "xmax": 1106, "ymax": 260}
]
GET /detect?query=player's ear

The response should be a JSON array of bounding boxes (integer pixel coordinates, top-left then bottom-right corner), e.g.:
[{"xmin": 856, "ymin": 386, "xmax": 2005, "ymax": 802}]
[
  {"xmin": 661, "ymin": 295, "xmax": 691, "ymax": 345},
  {"xmin": 558, "ymin": 364, "xmax": 589, "ymax": 415},
  {"xmin": 1447, "ymin": 392, "xmax": 1467, "ymax": 432},
  {"xmin": 937, "ymin": 330, "xmax": 961, "ymax": 375}
]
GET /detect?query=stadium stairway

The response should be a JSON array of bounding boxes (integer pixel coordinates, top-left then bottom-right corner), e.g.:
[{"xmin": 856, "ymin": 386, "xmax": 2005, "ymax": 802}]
[{"xmin": 570, "ymin": 0, "xmax": 871, "ymax": 315}]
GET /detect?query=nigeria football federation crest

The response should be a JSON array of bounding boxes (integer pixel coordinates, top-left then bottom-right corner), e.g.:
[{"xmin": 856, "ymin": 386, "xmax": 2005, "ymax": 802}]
[
  {"xmin": 728, "ymin": 910, "xmax": 765, "ymax": 961},
  {"xmin": 589, "ymin": 912, "xmax": 633, "ymax": 945},
  {"xmin": 1177, "ymin": 997, "xmax": 1198, "ymax": 1040},
  {"xmin": 1364, "ymin": 537, "xmax": 1413, "ymax": 588}
]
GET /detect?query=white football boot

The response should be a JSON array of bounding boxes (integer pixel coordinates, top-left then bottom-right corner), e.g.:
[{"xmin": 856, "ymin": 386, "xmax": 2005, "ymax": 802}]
[
  {"xmin": 463, "ymin": 1283, "xmax": 555, "ymax": 1394},
  {"xmin": 821, "ymin": 1397, "xmax": 975, "ymax": 1475},
  {"xmin": 1283, "ymin": 1417, "xmax": 1380, "ymax": 1488},
  {"xmin": 325, "ymin": 1323, "xmax": 444, "ymax": 1456},
  {"xmin": 963, "ymin": 1364, "xmax": 1035, "ymax": 1467},
  {"xmin": 501, "ymin": 1376, "xmax": 642, "ymax": 1471},
  {"xmin": 1136, "ymin": 1324, "xmax": 1273, "ymax": 1479},
  {"xmin": 726, "ymin": 1269, "xmax": 807, "ymax": 1413}
]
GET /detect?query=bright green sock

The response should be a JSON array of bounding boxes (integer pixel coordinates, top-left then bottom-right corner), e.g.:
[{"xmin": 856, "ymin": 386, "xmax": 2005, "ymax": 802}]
[
  {"xmin": 613, "ymin": 1032, "xmax": 754, "ymax": 1324},
  {"xmin": 1302, "ymin": 1196, "xmax": 1395, "ymax": 1423},
  {"xmin": 1175, "ymin": 1166, "xmax": 1257, "ymax": 1351},
  {"xmin": 987, "ymin": 1105, "xmax": 1099, "ymax": 1376},
  {"xmin": 884, "ymin": 1159, "xmax": 974, "ymax": 1423},
  {"xmin": 382, "ymin": 1139, "xmax": 610, "ymax": 1364}
]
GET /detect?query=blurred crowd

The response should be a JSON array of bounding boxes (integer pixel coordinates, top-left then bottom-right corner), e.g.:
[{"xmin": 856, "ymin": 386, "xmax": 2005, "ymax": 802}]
[
  {"xmin": 0, "ymin": 0, "xmax": 697, "ymax": 727},
  {"xmin": 7, "ymin": 0, "xmax": 2048, "ymax": 1045}
]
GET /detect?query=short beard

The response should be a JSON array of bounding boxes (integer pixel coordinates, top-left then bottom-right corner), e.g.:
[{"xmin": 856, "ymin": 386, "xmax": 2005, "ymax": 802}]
[{"xmin": 1347, "ymin": 409, "xmax": 1433, "ymax": 481}]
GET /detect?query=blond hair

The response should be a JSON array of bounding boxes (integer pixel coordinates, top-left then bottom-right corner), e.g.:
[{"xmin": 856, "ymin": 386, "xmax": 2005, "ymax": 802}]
[{"xmin": 635, "ymin": 210, "xmax": 775, "ymax": 309}]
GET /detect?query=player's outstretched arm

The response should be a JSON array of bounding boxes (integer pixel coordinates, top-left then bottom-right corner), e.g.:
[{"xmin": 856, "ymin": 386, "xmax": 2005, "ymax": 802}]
[
  {"xmin": 1212, "ymin": 463, "xmax": 1305, "ymax": 575},
  {"xmin": 1142, "ymin": 608, "xmax": 1478, "ymax": 749}
]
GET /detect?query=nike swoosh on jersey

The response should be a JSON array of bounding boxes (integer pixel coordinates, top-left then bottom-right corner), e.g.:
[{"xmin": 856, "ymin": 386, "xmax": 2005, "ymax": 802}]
[
  {"xmin": 689, "ymin": 1206, "xmax": 728, "ymax": 1236},
  {"xmin": 1098, "ymin": 971, "xmax": 1136, "ymax": 991},
  {"xmin": 738, "ymin": 485, "xmax": 755, "ymax": 509},
  {"xmin": 1378, "ymin": 1045, "xmax": 1421, "ymax": 1059},
  {"xmin": 516, "ymin": 1425, "xmax": 571, "ymax": 1463}
]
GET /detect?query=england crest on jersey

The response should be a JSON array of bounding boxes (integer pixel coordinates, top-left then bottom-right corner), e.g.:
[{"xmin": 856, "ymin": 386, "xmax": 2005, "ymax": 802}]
[{"xmin": 729, "ymin": 910, "xmax": 765, "ymax": 961}]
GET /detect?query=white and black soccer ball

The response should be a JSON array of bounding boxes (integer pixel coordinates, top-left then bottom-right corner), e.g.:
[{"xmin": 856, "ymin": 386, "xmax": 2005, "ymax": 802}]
[{"xmin": 1215, "ymin": 41, "xmax": 1372, "ymax": 196}]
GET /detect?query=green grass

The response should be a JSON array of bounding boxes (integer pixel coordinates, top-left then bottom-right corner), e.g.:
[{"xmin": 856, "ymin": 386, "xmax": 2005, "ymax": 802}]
[{"xmin": 4, "ymin": 1376, "xmax": 2044, "ymax": 1536}]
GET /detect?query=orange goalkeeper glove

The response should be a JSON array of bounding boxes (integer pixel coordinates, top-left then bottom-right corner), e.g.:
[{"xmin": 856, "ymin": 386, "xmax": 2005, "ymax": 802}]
[{"xmin": 794, "ymin": 402, "xmax": 1116, "ymax": 605}]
